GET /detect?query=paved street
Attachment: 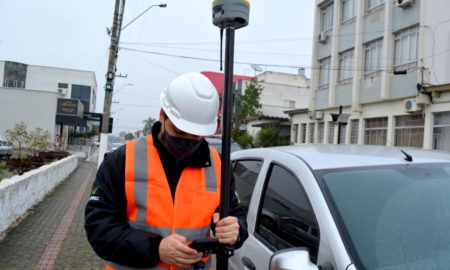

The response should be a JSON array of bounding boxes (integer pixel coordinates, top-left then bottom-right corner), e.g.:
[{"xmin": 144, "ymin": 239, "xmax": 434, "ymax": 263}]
[{"xmin": 0, "ymin": 161, "xmax": 105, "ymax": 270}]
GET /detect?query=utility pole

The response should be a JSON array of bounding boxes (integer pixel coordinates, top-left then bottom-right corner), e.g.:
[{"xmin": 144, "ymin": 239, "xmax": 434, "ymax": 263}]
[{"xmin": 99, "ymin": 0, "xmax": 126, "ymax": 167}]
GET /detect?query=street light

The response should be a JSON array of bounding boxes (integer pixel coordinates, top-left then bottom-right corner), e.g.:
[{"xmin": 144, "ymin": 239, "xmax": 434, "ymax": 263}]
[
  {"xmin": 113, "ymin": 83, "xmax": 133, "ymax": 97},
  {"xmin": 121, "ymin": 4, "xmax": 167, "ymax": 31}
]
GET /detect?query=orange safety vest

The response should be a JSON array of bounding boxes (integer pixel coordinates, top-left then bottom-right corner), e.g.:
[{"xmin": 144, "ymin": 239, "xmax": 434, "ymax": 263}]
[{"xmin": 106, "ymin": 136, "xmax": 221, "ymax": 270}]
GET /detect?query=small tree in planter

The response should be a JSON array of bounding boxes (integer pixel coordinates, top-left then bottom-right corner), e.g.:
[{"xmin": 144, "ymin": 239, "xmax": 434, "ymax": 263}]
[
  {"xmin": 29, "ymin": 128, "xmax": 51, "ymax": 157},
  {"xmin": 4, "ymin": 122, "xmax": 30, "ymax": 159}
]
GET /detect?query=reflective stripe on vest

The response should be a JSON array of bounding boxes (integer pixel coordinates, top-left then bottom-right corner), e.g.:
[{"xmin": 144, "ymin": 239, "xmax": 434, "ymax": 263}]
[{"xmin": 107, "ymin": 136, "xmax": 221, "ymax": 270}]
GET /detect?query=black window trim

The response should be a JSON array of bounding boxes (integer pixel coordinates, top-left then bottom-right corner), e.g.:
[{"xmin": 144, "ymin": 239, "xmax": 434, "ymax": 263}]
[{"xmin": 254, "ymin": 161, "xmax": 321, "ymax": 260}]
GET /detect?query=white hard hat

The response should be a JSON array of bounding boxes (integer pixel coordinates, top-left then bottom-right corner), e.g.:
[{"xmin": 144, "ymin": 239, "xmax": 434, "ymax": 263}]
[{"xmin": 160, "ymin": 72, "xmax": 219, "ymax": 136}]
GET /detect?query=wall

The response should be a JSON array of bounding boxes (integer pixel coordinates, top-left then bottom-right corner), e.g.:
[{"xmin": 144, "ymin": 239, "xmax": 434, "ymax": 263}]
[
  {"xmin": 421, "ymin": 0, "xmax": 450, "ymax": 86},
  {"xmin": 0, "ymin": 155, "xmax": 78, "ymax": 238},
  {"xmin": 0, "ymin": 87, "xmax": 57, "ymax": 138},
  {"xmin": 25, "ymin": 65, "xmax": 97, "ymax": 112}
]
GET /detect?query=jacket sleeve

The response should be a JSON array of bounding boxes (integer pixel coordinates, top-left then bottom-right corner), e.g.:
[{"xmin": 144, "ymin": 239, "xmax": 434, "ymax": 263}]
[
  {"xmin": 211, "ymin": 172, "xmax": 249, "ymax": 250},
  {"xmin": 84, "ymin": 146, "xmax": 162, "ymax": 268},
  {"xmin": 228, "ymin": 173, "xmax": 249, "ymax": 249}
]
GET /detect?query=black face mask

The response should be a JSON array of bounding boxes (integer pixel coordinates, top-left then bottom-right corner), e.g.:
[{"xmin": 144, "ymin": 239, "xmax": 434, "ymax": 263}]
[{"xmin": 161, "ymin": 124, "xmax": 203, "ymax": 161}]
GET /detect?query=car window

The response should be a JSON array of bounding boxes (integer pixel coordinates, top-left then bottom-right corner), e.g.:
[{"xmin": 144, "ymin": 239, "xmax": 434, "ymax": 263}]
[
  {"xmin": 256, "ymin": 164, "xmax": 320, "ymax": 262},
  {"xmin": 232, "ymin": 160, "xmax": 263, "ymax": 213}
]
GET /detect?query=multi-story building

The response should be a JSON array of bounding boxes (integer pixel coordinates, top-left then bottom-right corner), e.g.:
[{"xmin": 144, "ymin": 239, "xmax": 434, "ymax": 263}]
[
  {"xmin": 244, "ymin": 71, "xmax": 310, "ymax": 140},
  {"xmin": 289, "ymin": 0, "xmax": 450, "ymax": 152},
  {"xmin": 0, "ymin": 60, "xmax": 97, "ymax": 147}
]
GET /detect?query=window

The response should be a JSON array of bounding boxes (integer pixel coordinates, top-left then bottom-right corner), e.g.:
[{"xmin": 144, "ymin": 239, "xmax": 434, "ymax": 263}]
[
  {"xmin": 293, "ymin": 124, "xmax": 299, "ymax": 144},
  {"xmin": 321, "ymin": 3, "xmax": 334, "ymax": 32},
  {"xmin": 309, "ymin": 123, "xmax": 316, "ymax": 143},
  {"xmin": 58, "ymin": 83, "xmax": 69, "ymax": 88},
  {"xmin": 301, "ymin": 124, "xmax": 307, "ymax": 144},
  {"xmin": 328, "ymin": 122, "xmax": 335, "ymax": 144},
  {"xmin": 256, "ymin": 164, "xmax": 319, "ymax": 262},
  {"xmin": 232, "ymin": 160, "xmax": 264, "ymax": 213},
  {"xmin": 364, "ymin": 117, "xmax": 388, "ymax": 145},
  {"xmin": 71, "ymin": 84, "xmax": 91, "ymax": 112},
  {"xmin": 284, "ymin": 100, "xmax": 296, "ymax": 108},
  {"xmin": 339, "ymin": 49, "xmax": 354, "ymax": 83},
  {"xmin": 394, "ymin": 27, "xmax": 419, "ymax": 71},
  {"xmin": 319, "ymin": 57, "xmax": 331, "ymax": 89},
  {"xmin": 364, "ymin": 39, "xmax": 383, "ymax": 78},
  {"xmin": 342, "ymin": 0, "xmax": 355, "ymax": 23},
  {"xmin": 3, "ymin": 61, "xmax": 27, "ymax": 89},
  {"xmin": 318, "ymin": 122, "xmax": 325, "ymax": 143},
  {"xmin": 338, "ymin": 124, "xmax": 347, "ymax": 144},
  {"xmin": 367, "ymin": 0, "xmax": 384, "ymax": 11},
  {"xmin": 433, "ymin": 112, "xmax": 450, "ymax": 152},
  {"xmin": 395, "ymin": 115, "xmax": 424, "ymax": 147},
  {"xmin": 350, "ymin": 119, "xmax": 359, "ymax": 144}
]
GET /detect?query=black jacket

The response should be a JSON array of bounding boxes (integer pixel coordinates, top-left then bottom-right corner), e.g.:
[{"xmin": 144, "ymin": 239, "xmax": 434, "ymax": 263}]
[{"xmin": 85, "ymin": 122, "xmax": 248, "ymax": 268}]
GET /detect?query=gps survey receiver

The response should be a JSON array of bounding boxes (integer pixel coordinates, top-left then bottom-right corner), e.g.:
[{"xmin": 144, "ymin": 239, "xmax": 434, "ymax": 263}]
[{"xmin": 212, "ymin": 0, "xmax": 250, "ymax": 29}]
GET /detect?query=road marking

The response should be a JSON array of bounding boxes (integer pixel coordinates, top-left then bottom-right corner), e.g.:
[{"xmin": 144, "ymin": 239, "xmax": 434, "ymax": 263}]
[{"xmin": 35, "ymin": 167, "xmax": 94, "ymax": 270}]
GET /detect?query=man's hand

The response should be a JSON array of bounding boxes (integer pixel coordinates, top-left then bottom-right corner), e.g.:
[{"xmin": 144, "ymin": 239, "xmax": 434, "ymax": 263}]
[
  {"xmin": 213, "ymin": 213, "xmax": 240, "ymax": 245},
  {"xmin": 159, "ymin": 233, "xmax": 202, "ymax": 267}
]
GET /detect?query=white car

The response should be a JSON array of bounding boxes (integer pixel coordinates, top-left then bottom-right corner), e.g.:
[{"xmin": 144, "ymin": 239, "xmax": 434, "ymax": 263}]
[{"xmin": 230, "ymin": 145, "xmax": 450, "ymax": 270}]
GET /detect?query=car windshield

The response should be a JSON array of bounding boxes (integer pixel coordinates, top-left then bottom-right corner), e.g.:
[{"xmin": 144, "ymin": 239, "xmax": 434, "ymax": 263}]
[{"xmin": 317, "ymin": 163, "xmax": 450, "ymax": 270}]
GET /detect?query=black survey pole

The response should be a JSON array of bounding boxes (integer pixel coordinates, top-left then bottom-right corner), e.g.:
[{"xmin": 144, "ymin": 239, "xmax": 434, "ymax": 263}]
[
  {"xmin": 337, "ymin": 105, "xmax": 342, "ymax": 144},
  {"xmin": 217, "ymin": 28, "xmax": 235, "ymax": 269},
  {"xmin": 212, "ymin": 1, "xmax": 249, "ymax": 269}
]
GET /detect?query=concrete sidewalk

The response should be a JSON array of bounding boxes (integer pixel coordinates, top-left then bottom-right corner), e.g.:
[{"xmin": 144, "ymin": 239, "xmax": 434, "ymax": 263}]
[{"xmin": 0, "ymin": 161, "xmax": 105, "ymax": 270}]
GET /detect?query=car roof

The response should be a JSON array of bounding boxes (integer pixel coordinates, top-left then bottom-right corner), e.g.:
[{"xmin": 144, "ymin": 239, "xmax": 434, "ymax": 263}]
[{"xmin": 232, "ymin": 145, "xmax": 450, "ymax": 170}]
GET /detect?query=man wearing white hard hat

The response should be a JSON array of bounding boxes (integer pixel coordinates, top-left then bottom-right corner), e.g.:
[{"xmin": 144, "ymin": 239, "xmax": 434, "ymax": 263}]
[{"xmin": 85, "ymin": 72, "xmax": 248, "ymax": 269}]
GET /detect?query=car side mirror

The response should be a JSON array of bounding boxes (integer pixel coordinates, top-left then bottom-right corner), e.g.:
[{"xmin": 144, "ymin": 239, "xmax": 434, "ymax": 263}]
[{"xmin": 270, "ymin": 247, "xmax": 318, "ymax": 270}]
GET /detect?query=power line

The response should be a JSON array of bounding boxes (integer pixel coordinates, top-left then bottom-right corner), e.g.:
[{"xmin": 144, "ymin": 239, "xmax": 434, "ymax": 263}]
[
  {"xmin": 119, "ymin": 18, "xmax": 450, "ymax": 47},
  {"xmin": 120, "ymin": 47, "xmax": 403, "ymax": 72},
  {"xmin": 121, "ymin": 43, "xmax": 311, "ymax": 57},
  {"xmin": 125, "ymin": 49, "xmax": 180, "ymax": 75},
  {"xmin": 121, "ymin": 47, "xmax": 308, "ymax": 69},
  {"xmin": 122, "ymin": 44, "xmax": 450, "ymax": 73}
]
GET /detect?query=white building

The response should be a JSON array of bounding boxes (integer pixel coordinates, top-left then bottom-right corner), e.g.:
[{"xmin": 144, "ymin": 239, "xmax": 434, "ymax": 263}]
[
  {"xmin": 0, "ymin": 60, "xmax": 97, "ymax": 146},
  {"xmin": 241, "ymin": 71, "xmax": 310, "ymax": 140},
  {"xmin": 289, "ymin": 0, "xmax": 450, "ymax": 152}
]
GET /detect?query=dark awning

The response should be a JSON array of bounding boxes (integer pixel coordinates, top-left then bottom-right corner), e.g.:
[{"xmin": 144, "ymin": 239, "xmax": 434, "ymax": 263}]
[{"xmin": 55, "ymin": 114, "xmax": 88, "ymax": 127}]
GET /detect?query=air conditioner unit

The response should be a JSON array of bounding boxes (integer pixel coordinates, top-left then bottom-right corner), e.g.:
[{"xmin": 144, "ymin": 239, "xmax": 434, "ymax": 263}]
[
  {"xmin": 57, "ymin": 88, "xmax": 67, "ymax": 95},
  {"xmin": 404, "ymin": 98, "xmax": 421, "ymax": 113},
  {"xmin": 396, "ymin": 0, "xmax": 413, "ymax": 8},
  {"xmin": 318, "ymin": 32, "xmax": 328, "ymax": 44},
  {"xmin": 315, "ymin": 111, "xmax": 324, "ymax": 120}
]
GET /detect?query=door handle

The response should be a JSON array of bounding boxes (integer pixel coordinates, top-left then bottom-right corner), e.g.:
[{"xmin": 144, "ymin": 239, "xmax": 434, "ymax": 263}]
[{"xmin": 242, "ymin": 256, "xmax": 256, "ymax": 270}]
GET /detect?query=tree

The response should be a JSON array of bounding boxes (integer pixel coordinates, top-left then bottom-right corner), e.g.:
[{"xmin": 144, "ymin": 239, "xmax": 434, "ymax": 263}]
[
  {"xmin": 119, "ymin": 131, "xmax": 127, "ymax": 138},
  {"xmin": 124, "ymin": 133, "xmax": 135, "ymax": 140},
  {"xmin": 143, "ymin": 116, "xmax": 157, "ymax": 135},
  {"xmin": 237, "ymin": 81, "xmax": 263, "ymax": 120},
  {"xmin": 231, "ymin": 128, "xmax": 253, "ymax": 149},
  {"xmin": 4, "ymin": 122, "xmax": 30, "ymax": 159},
  {"xmin": 255, "ymin": 126, "xmax": 290, "ymax": 148},
  {"xmin": 28, "ymin": 128, "xmax": 51, "ymax": 156}
]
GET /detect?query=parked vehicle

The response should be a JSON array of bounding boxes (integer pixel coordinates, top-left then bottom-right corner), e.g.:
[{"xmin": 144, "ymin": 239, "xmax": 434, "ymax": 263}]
[
  {"xmin": 205, "ymin": 137, "xmax": 242, "ymax": 154},
  {"xmin": 0, "ymin": 138, "xmax": 13, "ymax": 159},
  {"xmin": 111, "ymin": 142, "xmax": 124, "ymax": 152},
  {"xmin": 230, "ymin": 145, "xmax": 450, "ymax": 270}
]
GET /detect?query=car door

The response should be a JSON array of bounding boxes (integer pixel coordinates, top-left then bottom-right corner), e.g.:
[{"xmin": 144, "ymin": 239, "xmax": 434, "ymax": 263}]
[
  {"xmin": 229, "ymin": 158, "xmax": 265, "ymax": 270},
  {"xmin": 230, "ymin": 150, "xmax": 321, "ymax": 270}
]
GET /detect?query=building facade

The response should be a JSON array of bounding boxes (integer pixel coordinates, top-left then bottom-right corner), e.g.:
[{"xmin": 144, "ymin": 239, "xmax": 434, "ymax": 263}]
[
  {"xmin": 290, "ymin": 0, "xmax": 450, "ymax": 152},
  {"xmin": 244, "ymin": 71, "xmax": 311, "ymax": 139},
  {"xmin": 0, "ymin": 60, "xmax": 97, "ymax": 146}
]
